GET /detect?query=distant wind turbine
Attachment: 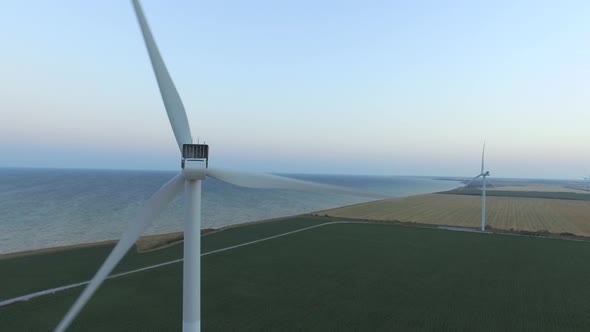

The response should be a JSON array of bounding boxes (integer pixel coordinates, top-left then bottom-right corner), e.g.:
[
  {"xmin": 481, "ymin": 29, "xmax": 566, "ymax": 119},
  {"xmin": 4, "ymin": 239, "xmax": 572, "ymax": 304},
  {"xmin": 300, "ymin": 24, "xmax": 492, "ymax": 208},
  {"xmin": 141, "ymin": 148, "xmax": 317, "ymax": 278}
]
[
  {"xmin": 460, "ymin": 142, "xmax": 490, "ymax": 232},
  {"xmin": 54, "ymin": 1, "xmax": 384, "ymax": 331}
]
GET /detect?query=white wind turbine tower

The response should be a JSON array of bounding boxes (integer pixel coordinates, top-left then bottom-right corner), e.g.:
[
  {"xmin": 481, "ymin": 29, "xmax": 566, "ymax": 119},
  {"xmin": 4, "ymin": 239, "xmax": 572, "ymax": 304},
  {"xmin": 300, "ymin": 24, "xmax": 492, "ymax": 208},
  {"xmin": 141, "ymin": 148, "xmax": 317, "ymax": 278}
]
[
  {"xmin": 55, "ymin": 1, "xmax": 383, "ymax": 331},
  {"xmin": 460, "ymin": 142, "xmax": 490, "ymax": 232}
]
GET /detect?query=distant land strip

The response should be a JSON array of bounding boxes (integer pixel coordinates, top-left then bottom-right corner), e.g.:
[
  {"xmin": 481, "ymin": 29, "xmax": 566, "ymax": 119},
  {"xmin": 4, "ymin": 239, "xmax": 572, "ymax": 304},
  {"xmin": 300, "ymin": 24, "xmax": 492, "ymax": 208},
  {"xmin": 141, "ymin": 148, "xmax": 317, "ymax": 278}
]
[{"xmin": 441, "ymin": 189, "xmax": 590, "ymax": 201}]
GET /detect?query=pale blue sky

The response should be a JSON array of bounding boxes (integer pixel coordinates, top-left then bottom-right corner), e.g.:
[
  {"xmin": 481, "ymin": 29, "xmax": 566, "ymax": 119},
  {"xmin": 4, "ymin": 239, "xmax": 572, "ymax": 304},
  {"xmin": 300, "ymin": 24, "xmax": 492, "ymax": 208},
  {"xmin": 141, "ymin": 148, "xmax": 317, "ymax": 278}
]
[{"xmin": 1, "ymin": 0, "xmax": 589, "ymax": 178}]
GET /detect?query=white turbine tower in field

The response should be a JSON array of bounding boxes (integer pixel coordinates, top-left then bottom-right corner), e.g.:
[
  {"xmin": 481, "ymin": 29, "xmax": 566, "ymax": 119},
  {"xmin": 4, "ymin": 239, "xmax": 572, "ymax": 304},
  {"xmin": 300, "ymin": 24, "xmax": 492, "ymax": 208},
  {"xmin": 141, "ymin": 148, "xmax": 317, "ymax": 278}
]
[
  {"xmin": 583, "ymin": 176, "xmax": 590, "ymax": 191},
  {"xmin": 55, "ymin": 1, "xmax": 383, "ymax": 331},
  {"xmin": 461, "ymin": 142, "xmax": 490, "ymax": 232}
]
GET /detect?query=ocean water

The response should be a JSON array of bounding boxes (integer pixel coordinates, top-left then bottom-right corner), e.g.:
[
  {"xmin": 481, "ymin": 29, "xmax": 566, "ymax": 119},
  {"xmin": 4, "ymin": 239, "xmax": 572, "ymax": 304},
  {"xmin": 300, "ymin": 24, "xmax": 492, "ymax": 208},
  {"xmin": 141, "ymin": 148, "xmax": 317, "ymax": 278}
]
[{"xmin": 0, "ymin": 168, "xmax": 461, "ymax": 254}]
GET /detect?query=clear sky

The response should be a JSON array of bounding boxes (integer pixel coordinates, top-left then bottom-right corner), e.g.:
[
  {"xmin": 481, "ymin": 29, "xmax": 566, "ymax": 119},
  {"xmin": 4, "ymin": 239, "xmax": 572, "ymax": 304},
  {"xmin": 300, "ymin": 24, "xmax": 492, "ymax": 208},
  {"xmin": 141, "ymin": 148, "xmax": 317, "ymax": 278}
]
[{"xmin": 1, "ymin": 0, "xmax": 589, "ymax": 179}]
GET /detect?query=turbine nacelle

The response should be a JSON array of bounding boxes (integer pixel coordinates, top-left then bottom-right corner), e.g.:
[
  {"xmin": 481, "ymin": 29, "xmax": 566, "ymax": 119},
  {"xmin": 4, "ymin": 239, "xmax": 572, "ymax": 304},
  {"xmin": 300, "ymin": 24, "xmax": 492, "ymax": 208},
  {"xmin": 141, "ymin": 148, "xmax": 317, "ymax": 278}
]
[
  {"xmin": 182, "ymin": 144, "xmax": 208, "ymax": 180},
  {"xmin": 483, "ymin": 171, "xmax": 490, "ymax": 176}
]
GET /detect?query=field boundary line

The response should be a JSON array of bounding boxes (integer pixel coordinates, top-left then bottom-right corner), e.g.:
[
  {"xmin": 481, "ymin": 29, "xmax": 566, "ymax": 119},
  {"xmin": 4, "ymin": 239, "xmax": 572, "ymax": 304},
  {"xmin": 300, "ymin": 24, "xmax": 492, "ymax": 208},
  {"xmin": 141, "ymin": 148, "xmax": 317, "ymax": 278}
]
[{"xmin": 201, "ymin": 221, "xmax": 364, "ymax": 257}]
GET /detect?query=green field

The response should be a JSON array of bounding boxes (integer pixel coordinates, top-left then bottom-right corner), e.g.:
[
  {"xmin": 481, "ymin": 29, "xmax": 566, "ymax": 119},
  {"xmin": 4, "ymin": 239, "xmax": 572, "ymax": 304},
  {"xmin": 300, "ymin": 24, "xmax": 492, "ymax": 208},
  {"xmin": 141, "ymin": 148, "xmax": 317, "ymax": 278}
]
[{"xmin": 2, "ymin": 216, "xmax": 590, "ymax": 331}]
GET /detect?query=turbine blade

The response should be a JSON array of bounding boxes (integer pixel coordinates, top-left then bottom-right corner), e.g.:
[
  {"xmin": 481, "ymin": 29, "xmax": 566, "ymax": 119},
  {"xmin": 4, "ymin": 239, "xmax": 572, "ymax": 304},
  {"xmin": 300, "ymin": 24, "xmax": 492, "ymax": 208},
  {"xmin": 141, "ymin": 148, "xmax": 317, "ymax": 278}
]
[
  {"xmin": 458, "ymin": 174, "xmax": 482, "ymax": 191},
  {"xmin": 132, "ymin": 0, "xmax": 192, "ymax": 151},
  {"xmin": 206, "ymin": 168, "xmax": 387, "ymax": 199},
  {"xmin": 55, "ymin": 173, "xmax": 185, "ymax": 332},
  {"xmin": 481, "ymin": 141, "xmax": 486, "ymax": 174}
]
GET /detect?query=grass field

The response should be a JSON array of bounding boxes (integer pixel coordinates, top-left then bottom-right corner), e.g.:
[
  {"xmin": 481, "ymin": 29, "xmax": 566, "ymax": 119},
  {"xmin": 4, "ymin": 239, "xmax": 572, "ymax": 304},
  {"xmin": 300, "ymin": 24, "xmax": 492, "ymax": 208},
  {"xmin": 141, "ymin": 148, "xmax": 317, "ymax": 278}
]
[
  {"xmin": 322, "ymin": 194, "xmax": 590, "ymax": 236},
  {"xmin": 2, "ymin": 216, "xmax": 590, "ymax": 331}
]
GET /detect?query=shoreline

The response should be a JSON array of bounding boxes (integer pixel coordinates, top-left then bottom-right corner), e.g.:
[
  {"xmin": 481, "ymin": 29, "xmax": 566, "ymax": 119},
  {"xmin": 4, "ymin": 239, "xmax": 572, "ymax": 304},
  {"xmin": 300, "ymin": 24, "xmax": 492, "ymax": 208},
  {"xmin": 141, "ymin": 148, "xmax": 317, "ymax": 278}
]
[
  {"xmin": 4, "ymin": 207, "xmax": 590, "ymax": 261},
  {"xmin": 0, "ymin": 191, "xmax": 398, "ymax": 259},
  {"xmin": 0, "ymin": 212, "xmax": 342, "ymax": 260},
  {"xmin": 0, "ymin": 174, "xmax": 466, "ymax": 257},
  {"xmin": 4, "ymin": 182, "xmax": 586, "ymax": 258},
  {"xmin": 0, "ymin": 239, "xmax": 118, "ymax": 260}
]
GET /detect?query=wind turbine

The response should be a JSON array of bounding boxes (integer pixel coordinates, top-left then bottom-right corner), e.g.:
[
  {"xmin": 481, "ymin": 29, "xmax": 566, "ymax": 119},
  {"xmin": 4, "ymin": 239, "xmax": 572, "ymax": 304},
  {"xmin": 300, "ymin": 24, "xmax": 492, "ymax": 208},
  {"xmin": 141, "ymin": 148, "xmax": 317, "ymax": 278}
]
[
  {"xmin": 55, "ymin": 1, "xmax": 383, "ymax": 331},
  {"xmin": 460, "ymin": 142, "xmax": 490, "ymax": 232}
]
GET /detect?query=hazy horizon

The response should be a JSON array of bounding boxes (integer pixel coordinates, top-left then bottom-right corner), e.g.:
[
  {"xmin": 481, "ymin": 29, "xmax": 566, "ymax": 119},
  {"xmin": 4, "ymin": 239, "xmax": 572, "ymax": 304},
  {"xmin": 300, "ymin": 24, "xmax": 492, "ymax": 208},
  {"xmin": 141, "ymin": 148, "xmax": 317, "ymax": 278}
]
[
  {"xmin": 2, "ymin": 1, "xmax": 589, "ymax": 179},
  {"xmin": 0, "ymin": 165, "xmax": 586, "ymax": 182}
]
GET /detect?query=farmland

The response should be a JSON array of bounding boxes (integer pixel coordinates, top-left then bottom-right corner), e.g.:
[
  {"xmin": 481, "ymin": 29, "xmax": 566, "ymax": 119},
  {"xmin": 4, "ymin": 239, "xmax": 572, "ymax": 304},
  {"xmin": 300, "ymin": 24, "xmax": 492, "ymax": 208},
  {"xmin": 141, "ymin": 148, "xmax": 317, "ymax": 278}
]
[
  {"xmin": 2, "ymin": 216, "xmax": 590, "ymax": 331},
  {"xmin": 444, "ymin": 188, "xmax": 590, "ymax": 201},
  {"xmin": 321, "ymin": 193, "xmax": 590, "ymax": 236}
]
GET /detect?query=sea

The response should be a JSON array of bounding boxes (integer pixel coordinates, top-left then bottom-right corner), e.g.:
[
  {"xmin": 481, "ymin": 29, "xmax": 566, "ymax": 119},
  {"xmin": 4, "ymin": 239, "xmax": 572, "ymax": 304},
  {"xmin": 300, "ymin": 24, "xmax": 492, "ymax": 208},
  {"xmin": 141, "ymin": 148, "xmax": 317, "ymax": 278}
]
[{"xmin": 0, "ymin": 168, "xmax": 462, "ymax": 254}]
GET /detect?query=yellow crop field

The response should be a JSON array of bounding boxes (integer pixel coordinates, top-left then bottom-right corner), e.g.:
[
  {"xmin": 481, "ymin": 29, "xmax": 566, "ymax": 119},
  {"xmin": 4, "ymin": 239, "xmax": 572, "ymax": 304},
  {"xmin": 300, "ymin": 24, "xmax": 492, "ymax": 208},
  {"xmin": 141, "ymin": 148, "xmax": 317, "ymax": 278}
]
[
  {"xmin": 491, "ymin": 185, "xmax": 588, "ymax": 193},
  {"xmin": 321, "ymin": 194, "xmax": 590, "ymax": 236}
]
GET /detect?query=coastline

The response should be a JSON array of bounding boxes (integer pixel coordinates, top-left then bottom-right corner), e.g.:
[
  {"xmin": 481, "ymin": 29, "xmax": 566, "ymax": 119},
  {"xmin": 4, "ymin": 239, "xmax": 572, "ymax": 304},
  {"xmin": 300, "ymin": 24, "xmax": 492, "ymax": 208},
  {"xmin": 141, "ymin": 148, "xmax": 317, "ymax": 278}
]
[
  {"xmin": 1, "ymin": 192, "xmax": 394, "ymax": 259},
  {"xmin": 0, "ymin": 212, "xmax": 345, "ymax": 260},
  {"xmin": 3, "ymin": 186, "xmax": 590, "ymax": 259},
  {"xmin": 0, "ymin": 179, "xmax": 463, "ymax": 258},
  {"xmin": 0, "ymin": 170, "xmax": 463, "ymax": 256},
  {"xmin": 0, "ymin": 239, "xmax": 118, "ymax": 261}
]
